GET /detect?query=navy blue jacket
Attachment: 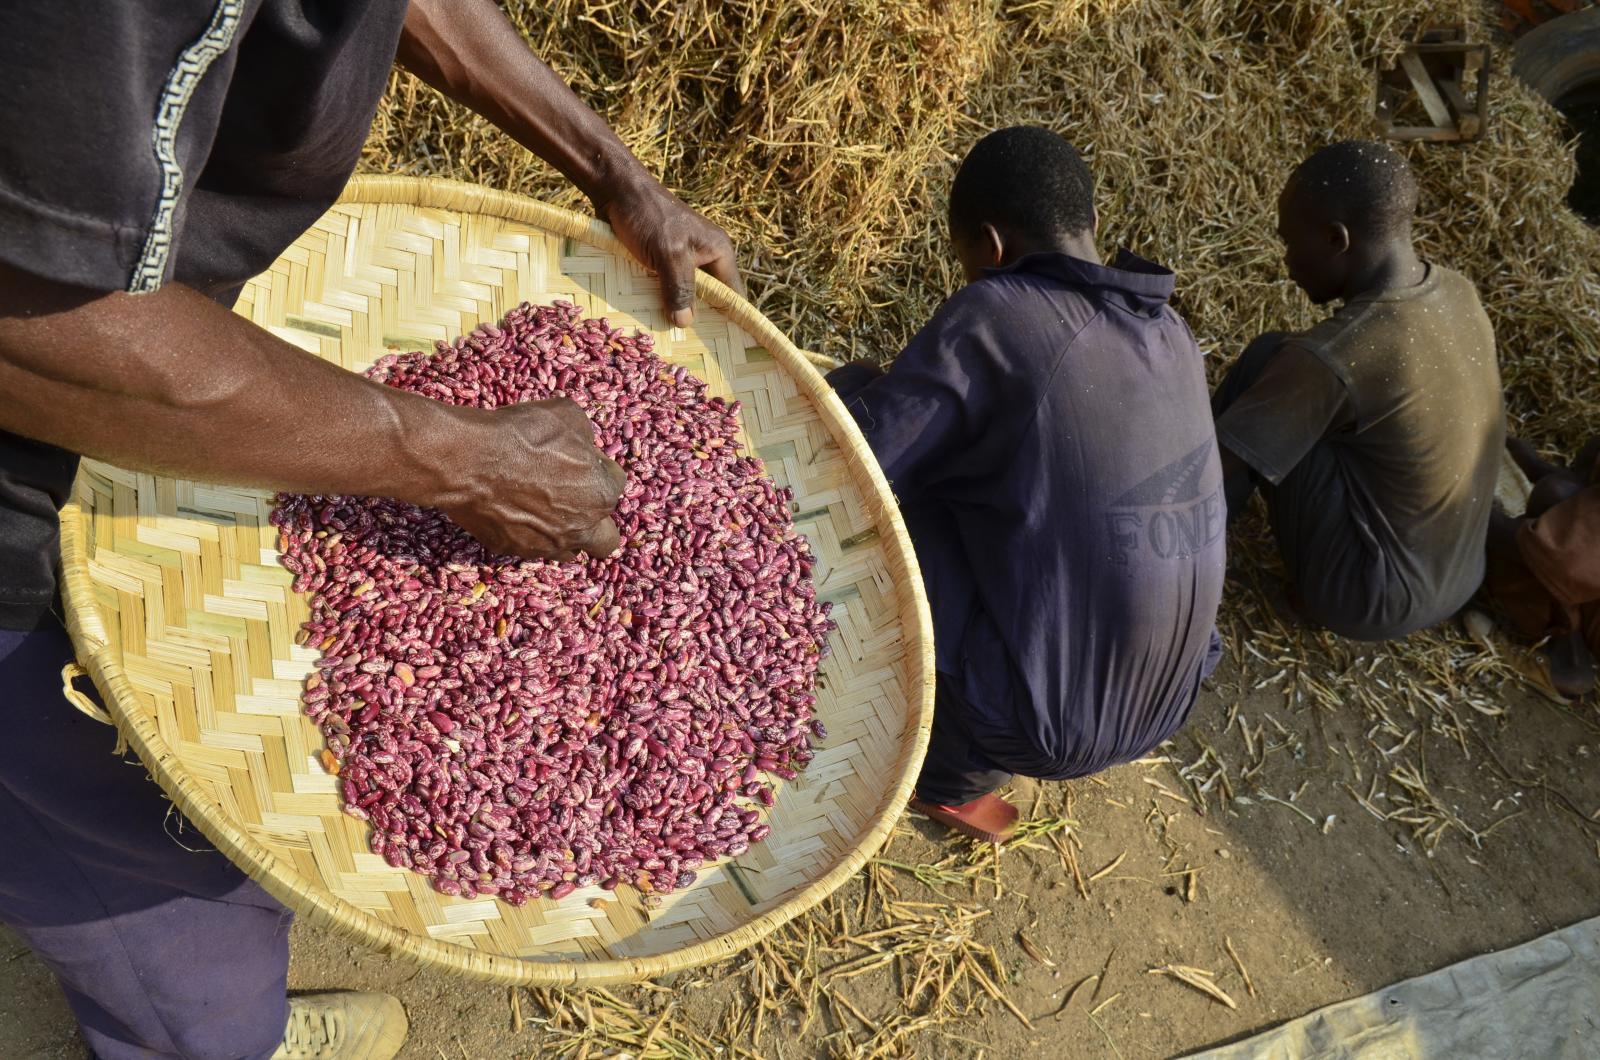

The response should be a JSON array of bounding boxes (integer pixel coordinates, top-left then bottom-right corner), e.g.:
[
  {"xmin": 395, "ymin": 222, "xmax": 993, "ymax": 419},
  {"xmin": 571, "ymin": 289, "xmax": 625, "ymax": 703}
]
[{"xmin": 829, "ymin": 250, "xmax": 1225, "ymax": 779}]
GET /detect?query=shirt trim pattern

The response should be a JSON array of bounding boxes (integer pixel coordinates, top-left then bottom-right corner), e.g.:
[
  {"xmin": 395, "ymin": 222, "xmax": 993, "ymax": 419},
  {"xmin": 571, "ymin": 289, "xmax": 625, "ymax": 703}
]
[{"xmin": 128, "ymin": 0, "xmax": 245, "ymax": 294}]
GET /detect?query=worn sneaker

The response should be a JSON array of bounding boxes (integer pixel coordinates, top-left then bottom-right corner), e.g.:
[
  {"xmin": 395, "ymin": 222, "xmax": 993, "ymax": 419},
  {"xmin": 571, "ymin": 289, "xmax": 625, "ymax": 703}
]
[{"xmin": 270, "ymin": 991, "xmax": 408, "ymax": 1060}]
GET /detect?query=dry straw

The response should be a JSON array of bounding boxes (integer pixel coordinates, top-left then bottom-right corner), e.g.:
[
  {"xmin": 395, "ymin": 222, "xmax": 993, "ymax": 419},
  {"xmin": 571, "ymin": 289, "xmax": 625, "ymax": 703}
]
[{"xmin": 366, "ymin": 0, "xmax": 1600, "ymax": 447}]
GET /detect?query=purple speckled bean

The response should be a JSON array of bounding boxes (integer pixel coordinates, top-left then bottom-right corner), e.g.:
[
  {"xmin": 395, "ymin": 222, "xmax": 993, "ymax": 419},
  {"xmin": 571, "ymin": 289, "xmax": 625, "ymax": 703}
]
[{"xmin": 272, "ymin": 301, "xmax": 833, "ymax": 903}]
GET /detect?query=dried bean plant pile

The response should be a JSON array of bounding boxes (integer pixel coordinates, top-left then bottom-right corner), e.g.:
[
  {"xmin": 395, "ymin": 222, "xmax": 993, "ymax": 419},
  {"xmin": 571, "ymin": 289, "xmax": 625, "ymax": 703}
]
[
  {"xmin": 366, "ymin": 0, "xmax": 1600, "ymax": 451},
  {"xmin": 273, "ymin": 302, "xmax": 832, "ymax": 905}
]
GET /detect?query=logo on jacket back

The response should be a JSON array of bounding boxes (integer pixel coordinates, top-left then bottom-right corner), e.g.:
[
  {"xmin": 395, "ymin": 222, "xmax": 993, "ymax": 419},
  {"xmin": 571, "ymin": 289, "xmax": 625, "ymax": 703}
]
[{"xmin": 1105, "ymin": 441, "xmax": 1224, "ymax": 564}]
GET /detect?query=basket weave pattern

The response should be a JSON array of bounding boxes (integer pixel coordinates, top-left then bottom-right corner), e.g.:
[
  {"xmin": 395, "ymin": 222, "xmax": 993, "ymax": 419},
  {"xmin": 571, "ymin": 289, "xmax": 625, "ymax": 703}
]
[{"xmin": 58, "ymin": 177, "xmax": 932, "ymax": 984}]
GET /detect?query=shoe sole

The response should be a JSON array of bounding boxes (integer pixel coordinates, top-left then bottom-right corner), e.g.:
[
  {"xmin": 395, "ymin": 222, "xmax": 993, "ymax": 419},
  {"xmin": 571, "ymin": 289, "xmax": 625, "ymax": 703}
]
[{"xmin": 909, "ymin": 798, "xmax": 1016, "ymax": 845}]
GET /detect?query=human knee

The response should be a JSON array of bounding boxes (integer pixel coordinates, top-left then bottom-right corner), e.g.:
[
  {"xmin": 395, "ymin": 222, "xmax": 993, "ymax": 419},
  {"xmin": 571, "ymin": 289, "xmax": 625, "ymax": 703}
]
[{"xmin": 1527, "ymin": 471, "xmax": 1583, "ymax": 518}]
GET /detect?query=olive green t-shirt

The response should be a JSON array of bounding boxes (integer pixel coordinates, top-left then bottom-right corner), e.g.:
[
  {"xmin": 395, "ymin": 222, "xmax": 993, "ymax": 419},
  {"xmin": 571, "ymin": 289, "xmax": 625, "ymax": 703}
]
[{"xmin": 1216, "ymin": 265, "xmax": 1504, "ymax": 632}]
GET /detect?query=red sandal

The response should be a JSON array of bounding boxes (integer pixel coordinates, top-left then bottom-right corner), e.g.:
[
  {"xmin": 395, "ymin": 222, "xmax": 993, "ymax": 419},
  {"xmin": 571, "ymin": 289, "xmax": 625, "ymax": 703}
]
[{"xmin": 910, "ymin": 792, "xmax": 1019, "ymax": 844}]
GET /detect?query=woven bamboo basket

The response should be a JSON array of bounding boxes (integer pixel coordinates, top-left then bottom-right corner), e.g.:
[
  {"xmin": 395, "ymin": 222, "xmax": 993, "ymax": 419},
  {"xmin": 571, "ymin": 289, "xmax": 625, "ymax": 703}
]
[{"xmin": 57, "ymin": 176, "xmax": 933, "ymax": 985}]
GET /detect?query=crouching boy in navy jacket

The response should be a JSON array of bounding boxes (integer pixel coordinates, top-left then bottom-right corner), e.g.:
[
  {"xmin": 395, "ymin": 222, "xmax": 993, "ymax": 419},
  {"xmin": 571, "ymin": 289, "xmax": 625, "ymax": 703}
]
[{"xmin": 829, "ymin": 126, "xmax": 1225, "ymax": 841}]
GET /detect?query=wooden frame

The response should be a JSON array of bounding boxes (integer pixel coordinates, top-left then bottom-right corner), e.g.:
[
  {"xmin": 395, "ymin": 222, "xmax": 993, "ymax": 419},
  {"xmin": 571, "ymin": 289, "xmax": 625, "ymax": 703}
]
[{"xmin": 1377, "ymin": 30, "xmax": 1493, "ymax": 143}]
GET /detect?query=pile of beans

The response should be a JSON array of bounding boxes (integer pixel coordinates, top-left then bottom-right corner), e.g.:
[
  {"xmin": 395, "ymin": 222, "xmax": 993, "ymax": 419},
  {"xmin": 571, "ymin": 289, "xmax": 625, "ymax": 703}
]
[{"xmin": 272, "ymin": 301, "xmax": 832, "ymax": 904}]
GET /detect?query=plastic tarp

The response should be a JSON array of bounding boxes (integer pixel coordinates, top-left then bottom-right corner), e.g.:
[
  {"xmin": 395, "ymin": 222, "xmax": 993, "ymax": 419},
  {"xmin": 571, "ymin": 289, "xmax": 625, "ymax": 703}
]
[{"xmin": 1188, "ymin": 916, "xmax": 1600, "ymax": 1059}]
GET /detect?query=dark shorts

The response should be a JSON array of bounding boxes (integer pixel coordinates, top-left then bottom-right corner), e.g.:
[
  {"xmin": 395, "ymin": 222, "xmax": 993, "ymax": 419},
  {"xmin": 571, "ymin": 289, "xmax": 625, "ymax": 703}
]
[
  {"xmin": 0, "ymin": 615, "xmax": 291, "ymax": 1060},
  {"xmin": 914, "ymin": 635, "xmax": 1219, "ymax": 806}
]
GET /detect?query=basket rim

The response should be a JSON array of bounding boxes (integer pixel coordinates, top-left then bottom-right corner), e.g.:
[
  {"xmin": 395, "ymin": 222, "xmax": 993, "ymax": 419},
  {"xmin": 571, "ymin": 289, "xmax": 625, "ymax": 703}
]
[{"xmin": 57, "ymin": 175, "xmax": 935, "ymax": 985}]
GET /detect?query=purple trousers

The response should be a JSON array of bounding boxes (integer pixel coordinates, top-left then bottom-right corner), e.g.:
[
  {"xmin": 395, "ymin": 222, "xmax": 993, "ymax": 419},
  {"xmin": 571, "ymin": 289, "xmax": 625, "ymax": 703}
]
[{"xmin": 0, "ymin": 616, "xmax": 290, "ymax": 1060}]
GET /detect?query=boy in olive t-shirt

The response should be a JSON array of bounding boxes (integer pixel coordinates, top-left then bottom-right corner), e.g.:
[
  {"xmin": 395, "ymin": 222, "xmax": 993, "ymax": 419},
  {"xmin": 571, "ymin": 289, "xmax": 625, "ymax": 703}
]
[{"xmin": 1212, "ymin": 140, "xmax": 1504, "ymax": 641}]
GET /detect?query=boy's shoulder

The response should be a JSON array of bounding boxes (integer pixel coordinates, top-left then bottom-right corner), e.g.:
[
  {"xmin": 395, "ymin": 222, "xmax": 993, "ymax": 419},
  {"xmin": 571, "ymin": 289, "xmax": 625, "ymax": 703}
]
[
  {"xmin": 920, "ymin": 254, "xmax": 1185, "ymax": 369},
  {"xmin": 1284, "ymin": 304, "xmax": 1368, "ymax": 362},
  {"xmin": 1292, "ymin": 263, "xmax": 1484, "ymax": 362},
  {"xmin": 955, "ymin": 266, "xmax": 1064, "ymax": 304},
  {"xmin": 944, "ymin": 264, "xmax": 1107, "ymax": 327}
]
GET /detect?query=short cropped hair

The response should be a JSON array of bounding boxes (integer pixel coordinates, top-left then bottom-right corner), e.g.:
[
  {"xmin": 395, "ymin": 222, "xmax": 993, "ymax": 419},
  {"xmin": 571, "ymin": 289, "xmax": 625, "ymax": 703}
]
[
  {"xmin": 948, "ymin": 126, "xmax": 1096, "ymax": 245},
  {"xmin": 1287, "ymin": 140, "xmax": 1419, "ymax": 240}
]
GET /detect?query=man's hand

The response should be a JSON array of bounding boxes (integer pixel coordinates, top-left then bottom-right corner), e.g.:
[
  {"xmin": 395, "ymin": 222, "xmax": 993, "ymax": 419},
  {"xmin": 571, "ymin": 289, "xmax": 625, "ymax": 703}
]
[
  {"xmin": 442, "ymin": 399, "xmax": 625, "ymax": 561},
  {"xmin": 396, "ymin": 0, "xmax": 744, "ymax": 326},
  {"xmin": 593, "ymin": 177, "xmax": 744, "ymax": 328}
]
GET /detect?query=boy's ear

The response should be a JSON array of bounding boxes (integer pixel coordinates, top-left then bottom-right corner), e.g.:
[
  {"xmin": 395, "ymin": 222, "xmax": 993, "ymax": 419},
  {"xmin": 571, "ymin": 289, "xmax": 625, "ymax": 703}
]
[
  {"xmin": 982, "ymin": 223, "xmax": 1005, "ymax": 267},
  {"xmin": 1328, "ymin": 222, "xmax": 1352, "ymax": 256}
]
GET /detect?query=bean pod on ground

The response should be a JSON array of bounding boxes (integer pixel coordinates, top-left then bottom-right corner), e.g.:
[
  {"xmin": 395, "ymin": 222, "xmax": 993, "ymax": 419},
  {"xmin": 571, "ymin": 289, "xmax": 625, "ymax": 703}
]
[{"xmin": 272, "ymin": 301, "xmax": 833, "ymax": 904}]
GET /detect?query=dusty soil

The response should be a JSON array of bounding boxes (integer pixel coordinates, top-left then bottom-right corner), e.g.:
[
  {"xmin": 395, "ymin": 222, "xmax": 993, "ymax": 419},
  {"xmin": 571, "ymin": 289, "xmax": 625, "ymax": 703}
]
[{"xmin": 4, "ymin": 614, "xmax": 1598, "ymax": 1059}]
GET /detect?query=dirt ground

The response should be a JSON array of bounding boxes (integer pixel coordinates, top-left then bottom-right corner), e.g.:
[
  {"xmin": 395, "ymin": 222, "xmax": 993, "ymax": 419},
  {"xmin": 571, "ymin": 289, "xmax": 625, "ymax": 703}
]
[{"xmin": 4, "ymin": 543, "xmax": 1600, "ymax": 1059}]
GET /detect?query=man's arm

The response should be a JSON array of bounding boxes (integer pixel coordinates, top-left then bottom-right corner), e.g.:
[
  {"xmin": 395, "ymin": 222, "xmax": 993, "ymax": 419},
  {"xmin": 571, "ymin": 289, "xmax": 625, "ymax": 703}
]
[
  {"xmin": 396, "ymin": 0, "xmax": 742, "ymax": 327},
  {"xmin": 825, "ymin": 314, "xmax": 991, "ymax": 504},
  {"xmin": 823, "ymin": 360, "xmax": 885, "ymax": 403},
  {"xmin": 0, "ymin": 264, "xmax": 623, "ymax": 560},
  {"xmin": 1213, "ymin": 342, "xmax": 1351, "ymax": 523}
]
